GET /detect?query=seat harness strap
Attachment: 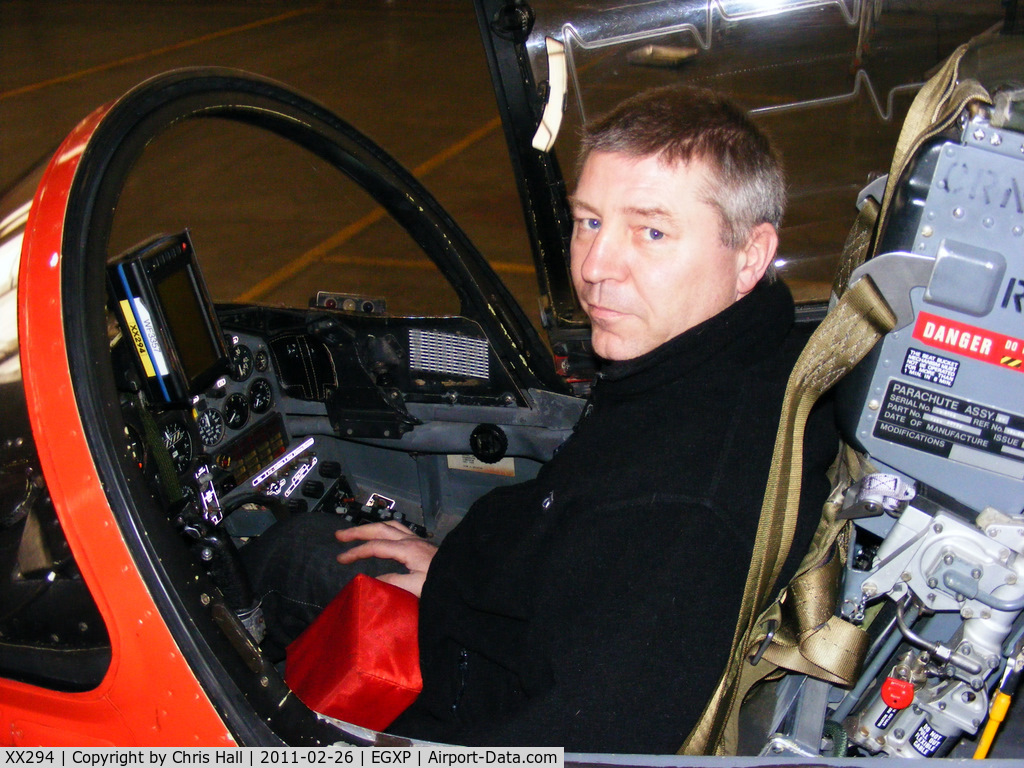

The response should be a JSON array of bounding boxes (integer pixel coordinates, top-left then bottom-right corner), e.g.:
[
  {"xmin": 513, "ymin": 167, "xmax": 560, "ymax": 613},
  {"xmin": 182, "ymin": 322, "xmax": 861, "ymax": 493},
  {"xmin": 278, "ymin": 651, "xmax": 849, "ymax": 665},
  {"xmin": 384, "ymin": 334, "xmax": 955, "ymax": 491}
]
[
  {"xmin": 682, "ymin": 277, "xmax": 894, "ymax": 756},
  {"xmin": 683, "ymin": 41, "xmax": 991, "ymax": 756}
]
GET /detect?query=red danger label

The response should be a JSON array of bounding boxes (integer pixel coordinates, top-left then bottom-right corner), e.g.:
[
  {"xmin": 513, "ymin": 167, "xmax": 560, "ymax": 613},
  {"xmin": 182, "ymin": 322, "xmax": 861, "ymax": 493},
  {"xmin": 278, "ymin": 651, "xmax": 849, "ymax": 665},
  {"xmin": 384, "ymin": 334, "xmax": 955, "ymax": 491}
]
[{"xmin": 913, "ymin": 312, "xmax": 1024, "ymax": 372}]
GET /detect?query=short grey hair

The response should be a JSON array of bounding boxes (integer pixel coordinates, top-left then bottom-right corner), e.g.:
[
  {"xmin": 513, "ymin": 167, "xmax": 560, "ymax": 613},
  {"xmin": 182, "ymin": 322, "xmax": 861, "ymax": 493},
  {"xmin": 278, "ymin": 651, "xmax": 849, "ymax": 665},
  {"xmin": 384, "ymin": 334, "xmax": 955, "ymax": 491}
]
[{"xmin": 577, "ymin": 85, "xmax": 785, "ymax": 256}]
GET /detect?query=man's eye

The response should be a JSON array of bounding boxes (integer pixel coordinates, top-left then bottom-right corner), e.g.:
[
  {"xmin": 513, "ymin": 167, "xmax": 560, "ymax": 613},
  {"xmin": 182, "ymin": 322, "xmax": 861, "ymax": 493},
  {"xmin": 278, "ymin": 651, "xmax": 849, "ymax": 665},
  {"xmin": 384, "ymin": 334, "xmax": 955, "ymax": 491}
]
[
  {"xmin": 582, "ymin": 218, "xmax": 601, "ymax": 231},
  {"xmin": 645, "ymin": 228, "xmax": 665, "ymax": 241}
]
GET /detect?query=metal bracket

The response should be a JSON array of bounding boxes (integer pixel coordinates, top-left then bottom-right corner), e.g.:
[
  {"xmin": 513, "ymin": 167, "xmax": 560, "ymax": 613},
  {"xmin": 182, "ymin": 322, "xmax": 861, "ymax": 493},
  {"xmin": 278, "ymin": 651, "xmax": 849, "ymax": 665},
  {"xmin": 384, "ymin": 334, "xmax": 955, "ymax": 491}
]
[{"xmin": 848, "ymin": 250, "xmax": 935, "ymax": 330}]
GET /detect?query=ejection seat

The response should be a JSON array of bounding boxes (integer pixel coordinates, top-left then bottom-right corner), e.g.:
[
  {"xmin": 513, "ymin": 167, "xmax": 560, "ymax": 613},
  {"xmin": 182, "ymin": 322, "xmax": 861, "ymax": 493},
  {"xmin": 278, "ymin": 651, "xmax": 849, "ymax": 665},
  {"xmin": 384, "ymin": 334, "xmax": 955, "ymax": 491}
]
[{"xmin": 684, "ymin": 36, "xmax": 1024, "ymax": 759}]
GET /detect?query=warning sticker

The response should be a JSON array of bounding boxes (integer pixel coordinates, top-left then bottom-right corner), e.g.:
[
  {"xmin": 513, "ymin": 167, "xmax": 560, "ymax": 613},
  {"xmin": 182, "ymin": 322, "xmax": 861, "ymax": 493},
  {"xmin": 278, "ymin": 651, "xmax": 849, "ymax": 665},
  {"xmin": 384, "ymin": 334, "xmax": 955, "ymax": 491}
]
[
  {"xmin": 911, "ymin": 721, "xmax": 946, "ymax": 757},
  {"xmin": 914, "ymin": 311, "xmax": 1024, "ymax": 374},
  {"xmin": 903, "ymin": 348, "xmax": 959, "ymax": 387},
  {"xmin": 448, "ymin": 454, "xmax": 516, "ymax": 477},
  {"xmin": 873, "ymin": 380, "xmax": 1024, "ymax": 477},
  {"xmin": 875, "ymin": 706, "xmax": 898, "ymax": 730}
]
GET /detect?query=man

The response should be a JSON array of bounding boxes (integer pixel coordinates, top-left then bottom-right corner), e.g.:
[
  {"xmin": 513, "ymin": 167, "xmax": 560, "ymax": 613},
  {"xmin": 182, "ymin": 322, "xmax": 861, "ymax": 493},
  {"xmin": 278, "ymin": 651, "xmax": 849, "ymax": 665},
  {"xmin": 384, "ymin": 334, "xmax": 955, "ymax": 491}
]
[{"xmin": 249, "ymin": 85, "xmax": 836, "ymax": 752}]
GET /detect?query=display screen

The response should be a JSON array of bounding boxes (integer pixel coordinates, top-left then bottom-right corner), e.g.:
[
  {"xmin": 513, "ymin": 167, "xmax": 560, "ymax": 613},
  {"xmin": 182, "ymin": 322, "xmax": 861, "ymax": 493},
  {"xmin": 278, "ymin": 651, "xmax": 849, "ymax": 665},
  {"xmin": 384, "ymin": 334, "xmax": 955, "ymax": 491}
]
[
  {"xmin": 109, "ymin": 232, "xmax": 229, "ymax": 404},
  {"xmin": 155, "ymin": 267, "xmax": 223, "ymax": 387}
]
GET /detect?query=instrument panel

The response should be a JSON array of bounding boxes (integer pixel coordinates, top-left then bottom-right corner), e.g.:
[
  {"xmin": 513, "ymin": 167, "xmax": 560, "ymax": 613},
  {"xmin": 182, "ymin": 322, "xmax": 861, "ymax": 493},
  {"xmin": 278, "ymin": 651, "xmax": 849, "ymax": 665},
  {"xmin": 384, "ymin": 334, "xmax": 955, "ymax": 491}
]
[
  {"xmin": 146, "ymin": 330, "xmax": 350, "ymax": 531},
  {"xmin": 108, "ymin": 249, "xmax": 551, "ymax": 546}
]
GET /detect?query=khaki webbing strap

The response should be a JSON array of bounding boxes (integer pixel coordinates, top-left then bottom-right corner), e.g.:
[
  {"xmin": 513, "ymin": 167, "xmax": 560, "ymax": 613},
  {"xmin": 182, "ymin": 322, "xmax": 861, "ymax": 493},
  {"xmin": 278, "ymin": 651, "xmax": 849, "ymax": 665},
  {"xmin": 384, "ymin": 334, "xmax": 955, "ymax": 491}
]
[
  {"xmin": 874, "ymin": 45, "xmax": 991, "ymax": 259},
  {"xmin": 832, "ymin": 197, "xmax": 879, "ymax": 300},
  {"xmin": 748, "ymin": 443, "xmax": 869, "ymax": 682},
  {"xmin": 759, "ymin": 276, "xmax": 896, "ymax": 607},
  {"xmin": 682, "ymin": 43, "xmax": 992, "ymax": 756},
  {"xmin": 682, "ymin": 277, "xmax": 896, "ymax": 756},
  {"xmin": 879, "ymin": 42, "xmax": 970, "ymax": 216},
  {"xmin": 833, "ymin": 46, "xmax": 990, "ymax": 301},
  {"xmin": 757, "ymin": 512, "xmax": 865, "ymax": 685}
]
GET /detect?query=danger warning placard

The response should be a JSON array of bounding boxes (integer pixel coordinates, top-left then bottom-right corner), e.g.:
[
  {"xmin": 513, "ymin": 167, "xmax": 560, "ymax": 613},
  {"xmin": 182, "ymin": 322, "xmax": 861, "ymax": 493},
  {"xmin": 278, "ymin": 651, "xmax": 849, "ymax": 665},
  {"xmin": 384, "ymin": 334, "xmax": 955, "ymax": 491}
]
[{"xmin": 913, "ymin": 311, "xmax": 1024, "ymax": 372}]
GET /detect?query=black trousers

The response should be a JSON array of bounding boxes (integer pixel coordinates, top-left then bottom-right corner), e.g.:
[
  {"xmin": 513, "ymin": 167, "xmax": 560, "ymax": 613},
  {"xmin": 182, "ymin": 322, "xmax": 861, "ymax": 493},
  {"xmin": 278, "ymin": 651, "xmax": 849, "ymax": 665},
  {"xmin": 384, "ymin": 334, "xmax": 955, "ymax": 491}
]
[{"xmin": 239, "ymin": 510, "xmax": 403, "ymax": 661}]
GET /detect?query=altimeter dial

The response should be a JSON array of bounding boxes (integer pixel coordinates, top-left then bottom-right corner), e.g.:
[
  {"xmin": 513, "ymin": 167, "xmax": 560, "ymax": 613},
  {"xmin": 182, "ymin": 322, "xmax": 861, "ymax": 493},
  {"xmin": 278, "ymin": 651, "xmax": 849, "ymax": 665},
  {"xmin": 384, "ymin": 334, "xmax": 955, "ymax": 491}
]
[
  {"xmin": 196, "ymin": 408, "xmax": 225, "ymax": 447},
  {"xmin": 230, "ymin": 343, "xmax": 254, "ymax": 382},
  {"xmin": 159, "ymin": 417, "xmax": 194, "ymax": 474}
]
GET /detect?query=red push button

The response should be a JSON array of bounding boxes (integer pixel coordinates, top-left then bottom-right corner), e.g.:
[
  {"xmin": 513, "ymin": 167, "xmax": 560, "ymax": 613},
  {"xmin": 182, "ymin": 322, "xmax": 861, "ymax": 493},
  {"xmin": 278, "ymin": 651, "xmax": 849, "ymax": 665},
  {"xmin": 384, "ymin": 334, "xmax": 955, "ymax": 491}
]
[{"xmin": 881, "ymin": 677, "xmax": 915, "ymax": 709}]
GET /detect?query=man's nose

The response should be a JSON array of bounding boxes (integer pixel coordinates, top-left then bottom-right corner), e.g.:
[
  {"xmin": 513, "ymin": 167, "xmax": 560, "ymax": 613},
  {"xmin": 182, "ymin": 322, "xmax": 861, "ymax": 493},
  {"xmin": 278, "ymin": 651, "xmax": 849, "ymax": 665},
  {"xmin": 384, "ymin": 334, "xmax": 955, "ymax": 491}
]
[{"xmin": 577, "ymin": 227, "xmax": 625, "ymax": 284}]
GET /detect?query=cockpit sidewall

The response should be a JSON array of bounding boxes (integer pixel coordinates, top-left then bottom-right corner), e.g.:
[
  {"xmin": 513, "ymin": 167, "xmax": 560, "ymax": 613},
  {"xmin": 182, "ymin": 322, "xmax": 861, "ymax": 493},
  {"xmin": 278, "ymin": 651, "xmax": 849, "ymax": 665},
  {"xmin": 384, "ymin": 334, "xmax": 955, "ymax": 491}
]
[{"xmin": 17, "ymin": 102, "xmax": 233, "ymax": 743}]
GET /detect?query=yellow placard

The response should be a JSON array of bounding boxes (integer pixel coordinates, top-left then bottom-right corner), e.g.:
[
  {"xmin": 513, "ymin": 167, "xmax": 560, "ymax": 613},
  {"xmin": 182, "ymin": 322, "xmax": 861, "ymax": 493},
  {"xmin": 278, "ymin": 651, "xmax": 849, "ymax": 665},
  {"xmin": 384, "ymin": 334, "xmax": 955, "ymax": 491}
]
[{"xmin": 119, "ymin": 299, "xmax": 156, "ymax": 378}]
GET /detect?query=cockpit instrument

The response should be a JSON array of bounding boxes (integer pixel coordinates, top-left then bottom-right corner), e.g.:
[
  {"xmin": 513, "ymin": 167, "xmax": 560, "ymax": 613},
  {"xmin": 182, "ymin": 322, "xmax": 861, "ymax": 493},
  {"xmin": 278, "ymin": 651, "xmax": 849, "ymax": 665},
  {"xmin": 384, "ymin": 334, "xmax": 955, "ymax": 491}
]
[{"xmin": 107, "ymin": 232, "xmax": 229, "ymax": 405}]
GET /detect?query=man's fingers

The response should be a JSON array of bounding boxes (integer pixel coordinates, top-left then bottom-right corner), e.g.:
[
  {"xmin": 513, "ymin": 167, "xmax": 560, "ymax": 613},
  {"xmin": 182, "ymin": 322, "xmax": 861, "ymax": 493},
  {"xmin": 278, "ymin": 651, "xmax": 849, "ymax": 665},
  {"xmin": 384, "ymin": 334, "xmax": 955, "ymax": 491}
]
[
  {"xmin": 335, "ymin": 520, "xmax": 414, "ymax": 544},
  {"xmin": 337, "ymin": 536, "xmax": 438, "ymax": 570},
  {"xmin": 336, "ymin": 539, "xmax": 407, "ymax": 565}
]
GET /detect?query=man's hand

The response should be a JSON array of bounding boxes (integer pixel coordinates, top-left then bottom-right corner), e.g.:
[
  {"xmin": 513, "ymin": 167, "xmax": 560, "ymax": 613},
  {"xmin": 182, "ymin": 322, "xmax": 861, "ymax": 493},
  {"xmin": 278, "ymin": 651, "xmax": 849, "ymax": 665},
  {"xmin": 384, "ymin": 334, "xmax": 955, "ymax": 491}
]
[{"xmin": 336, "ymin": 521, "xmax": 437, "ymax": 597}]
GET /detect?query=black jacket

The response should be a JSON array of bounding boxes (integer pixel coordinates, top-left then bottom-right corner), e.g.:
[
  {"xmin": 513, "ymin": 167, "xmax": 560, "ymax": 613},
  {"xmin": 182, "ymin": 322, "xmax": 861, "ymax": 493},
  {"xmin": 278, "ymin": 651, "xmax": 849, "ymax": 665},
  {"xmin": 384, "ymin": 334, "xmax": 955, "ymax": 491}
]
[{"xmin": 391, "ymin": 280, "xmax": 838, "ymax": 752}]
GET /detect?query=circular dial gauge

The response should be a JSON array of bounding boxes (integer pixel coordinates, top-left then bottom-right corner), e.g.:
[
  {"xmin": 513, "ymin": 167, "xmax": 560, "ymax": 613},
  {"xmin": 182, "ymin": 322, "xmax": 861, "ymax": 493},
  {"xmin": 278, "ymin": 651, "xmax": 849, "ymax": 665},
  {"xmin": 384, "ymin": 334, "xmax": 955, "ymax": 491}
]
[
  {"xmin": 196, "ymin": 408, "xmax": 226, "ymax": 446},
  {"xmin": 249, "ymin": 378, "xmax": 273, "ymax": 414},
  {"xmin": 224, "ymin": 392, "xmax": 249, "ymax": 430},
  {"xmin": 230, "ymin": 344, "xmax": 254, "ymax": 382},
  {"xmin": 254, "ymin": 349, "xmax": 270, "ymax": 373},
  {"xmin": 159, "ymin": 417, "xmax": 194, "ymax": 474}
]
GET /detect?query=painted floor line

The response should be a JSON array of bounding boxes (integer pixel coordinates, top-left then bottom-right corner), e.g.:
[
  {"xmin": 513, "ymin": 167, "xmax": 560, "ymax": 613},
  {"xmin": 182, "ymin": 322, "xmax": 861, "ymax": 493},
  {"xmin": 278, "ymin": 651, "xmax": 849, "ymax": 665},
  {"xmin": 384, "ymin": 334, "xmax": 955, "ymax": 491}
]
[
  {"xmin": 321, "ymin": 253, "xmax": 534, "ymax": 275},
  {"xmin": 234, "ymin": 116, "xmax": 504, "ymax": 303},
  {"xmin": 0, "ymin": 5, "xmax": 323, "ymax": 102}
]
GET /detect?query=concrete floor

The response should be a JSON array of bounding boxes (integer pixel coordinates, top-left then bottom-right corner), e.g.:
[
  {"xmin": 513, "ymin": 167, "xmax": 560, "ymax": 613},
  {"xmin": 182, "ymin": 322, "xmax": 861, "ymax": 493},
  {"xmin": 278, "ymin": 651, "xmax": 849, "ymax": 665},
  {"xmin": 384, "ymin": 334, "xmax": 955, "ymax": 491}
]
[
  {"xmin": 0, "ymin": 0, "xmax": 1008, "ymax": 316},
  {"xmin": 1, "ymin": 0, "xmax": 539, "ymax": 315}
]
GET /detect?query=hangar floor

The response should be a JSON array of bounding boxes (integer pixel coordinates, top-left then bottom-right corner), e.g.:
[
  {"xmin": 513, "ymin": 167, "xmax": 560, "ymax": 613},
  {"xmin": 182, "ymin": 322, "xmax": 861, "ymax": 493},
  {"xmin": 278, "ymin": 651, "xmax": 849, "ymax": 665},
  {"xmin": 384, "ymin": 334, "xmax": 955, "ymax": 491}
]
[
  {"xmin": 1, "ymin": 0, "xmax": 540, "ymax": 319},
  {"xmin": 0, "ymin": 1, "xmax": 1006, "ymax": 323}
]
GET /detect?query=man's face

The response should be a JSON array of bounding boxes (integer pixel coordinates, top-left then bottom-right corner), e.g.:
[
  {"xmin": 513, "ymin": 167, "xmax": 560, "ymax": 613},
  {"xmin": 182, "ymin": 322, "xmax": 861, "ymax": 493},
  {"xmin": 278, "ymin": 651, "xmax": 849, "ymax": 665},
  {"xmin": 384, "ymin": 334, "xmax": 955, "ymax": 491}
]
[{"xmin": 570, "ymin": 151, "xmax": 764, "ymax": 361}]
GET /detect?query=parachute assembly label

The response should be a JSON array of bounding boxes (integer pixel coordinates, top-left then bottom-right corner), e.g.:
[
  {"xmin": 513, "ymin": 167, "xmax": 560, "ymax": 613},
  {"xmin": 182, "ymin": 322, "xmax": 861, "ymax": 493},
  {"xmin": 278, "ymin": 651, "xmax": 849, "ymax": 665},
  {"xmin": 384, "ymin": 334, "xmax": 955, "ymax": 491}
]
[{"xmin": 874, "ymin": 379, "xmax": 1024, "ymax": 479}]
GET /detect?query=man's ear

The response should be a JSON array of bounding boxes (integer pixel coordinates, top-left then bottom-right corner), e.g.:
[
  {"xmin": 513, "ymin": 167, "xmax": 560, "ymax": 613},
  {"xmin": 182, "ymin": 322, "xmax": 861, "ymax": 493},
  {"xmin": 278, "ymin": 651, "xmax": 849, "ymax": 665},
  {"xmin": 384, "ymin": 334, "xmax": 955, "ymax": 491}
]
[{"xmin": 734, "ymin": 222, "xmax": 778, "ymax": 298}]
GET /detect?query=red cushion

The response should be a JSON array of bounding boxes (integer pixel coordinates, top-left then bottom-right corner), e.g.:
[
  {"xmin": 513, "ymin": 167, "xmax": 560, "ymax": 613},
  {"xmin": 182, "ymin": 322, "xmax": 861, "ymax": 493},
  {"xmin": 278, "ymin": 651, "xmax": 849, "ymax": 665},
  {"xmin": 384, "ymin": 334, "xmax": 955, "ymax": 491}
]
[{"xmin": 286, "ymin": 574, "xmax": 422, "ymax": 730}]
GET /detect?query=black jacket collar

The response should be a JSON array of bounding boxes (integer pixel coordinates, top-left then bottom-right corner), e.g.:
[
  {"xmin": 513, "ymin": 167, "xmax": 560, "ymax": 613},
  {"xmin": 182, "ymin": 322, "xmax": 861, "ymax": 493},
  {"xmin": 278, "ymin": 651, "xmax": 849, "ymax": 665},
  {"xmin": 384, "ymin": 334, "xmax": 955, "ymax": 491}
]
[{"xmin": 595, "ymin": 279, "xmax": 795, "ymax": 396}]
